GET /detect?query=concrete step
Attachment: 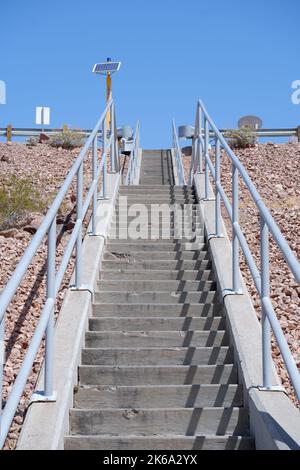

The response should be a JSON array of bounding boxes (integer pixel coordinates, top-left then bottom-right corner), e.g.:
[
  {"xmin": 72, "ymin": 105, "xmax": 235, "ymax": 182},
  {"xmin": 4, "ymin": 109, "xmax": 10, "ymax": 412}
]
[
  {"xmin": 69, "ymin": 407, "xmax": 249, "ymax": 436},
  {"xmin": 105, "ymin": 243, "xmax": 205, "ymax": 252},
  {"xmin": 81, "ymin": 346, "xmax": 233, "ymax": 366},
  {"xmin": 85, "ymin": 330, "xmax": 228, "ymax": 348},
  {"xmin": 74, "ymin": 384, "xmax": 243, "ymax": 409},
  {"xmin": 107, "ymin": 232, "xmax": 204, "ymax": 242},
  {"xmin": 101, "ymin": 259, "xmax": 212, "ymax": 271},
  {"xmin": 103, "ymin": 251, "xmax": 208, "ymax": 261},
  {"xmin": 79, "ymin": 364, "xmax": 237, "ymax": 386},
  {"xmin": 88, "ymin": 316, "xmax": 224, "ymax": 331},
  {"xmin": 93, "ymin": 291, "xmax": 219, "ymax": 304},
  {"xmin": 96, "ymin": 280, "xmax": 216, "ymax": 292},
  {"xmin": 100, "ymin": 269, "xmax": 214, "ymax": 281},
  {"xmin": 92, "ymin": 303, "xmax": 222, "ymax": 317},
  {"xmin": 64, "ymin": 434, "xmax": 254, "ymax": 450}
]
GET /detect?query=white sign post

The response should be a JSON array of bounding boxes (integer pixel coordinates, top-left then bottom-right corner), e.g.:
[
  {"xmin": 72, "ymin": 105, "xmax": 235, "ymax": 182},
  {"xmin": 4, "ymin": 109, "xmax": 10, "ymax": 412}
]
[
  {"xmin": 0, "ymin": 80, "xmax": 6, "ymax": 104},
  {"xmin": 36, "ymin": 106, "xmax": 50, "ymax": 132}
]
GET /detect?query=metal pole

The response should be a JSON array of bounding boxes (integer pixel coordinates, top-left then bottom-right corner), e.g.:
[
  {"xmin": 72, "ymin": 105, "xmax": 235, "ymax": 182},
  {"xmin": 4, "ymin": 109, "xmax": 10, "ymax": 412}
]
[
  {"xmin": 0, "ymin": 315, "xmax": 4, "ymax": 424},
  {"xmin": 44, "ymin": 216, "xmax": 56, "ymax": 397},
  {"xmin": 75, "ymin": 162, "xmax": 83, "ymax": 287},
  {"xmin": 215, "ymin": 138, "xmax": 221, "ymax": 237},
  {"xmin": 260, "ymin": 216, "xmax": 272, "ymax": 388},
  {"xmin": 92, "ymin": 136, "xmax": 98, "ymax": 235},
  {"xmin": 198, "ymin": 106, "xmax": 203, "ymax": 174},
  {"xmin": 232, "ymin": 163, "xmax": 240, "ymax": 292},
  {"xmin": 204, "ymin": 117, "xmax": 209, "ymax": 198},
  {"xmin": 110, "ymin": 104, "xmax": 115, "ymax": 173}
]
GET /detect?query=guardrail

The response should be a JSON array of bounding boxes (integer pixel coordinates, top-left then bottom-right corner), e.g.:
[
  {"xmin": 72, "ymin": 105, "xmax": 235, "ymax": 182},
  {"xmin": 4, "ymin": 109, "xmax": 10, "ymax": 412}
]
[
  {"xmin": 184, "ymin": 99, "xmax": 300, "ymax": 401},
  {"xmin": 0, "ymin": 99, "xmax": 119, "ymax": 447},
  {"xmin": 124, "ymin": 121, "xmax": 140, "ymax": 185},
  {"xmin": 172, "ymin": 119, "xmax": 186, "ymax": 185}
]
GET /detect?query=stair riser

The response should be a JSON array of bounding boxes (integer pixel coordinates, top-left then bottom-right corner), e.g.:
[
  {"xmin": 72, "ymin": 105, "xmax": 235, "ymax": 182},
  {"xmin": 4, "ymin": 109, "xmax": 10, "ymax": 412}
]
[
  {"xmin": 100, "ymin": 270, "xmax": 214, "ymax": 281},
  {"xmin": 74, "ymin": 384, "xmax": 243, "ymax": 409},
  {"xmin": 101, "ymin": 260, "xmax": 212, "ymax": 270},
  {"xmin": 85, "ymin": 331, "xmax": 228, "ymax": 348},
  {"xmin": 96, "ymin": 280, "xmax": 216, "ymax": 292},
  {"xmin": 69, "ymin": 408, "xmax": 249, "ymax": 436},
  {"xmin": 105, "ymin": 244, "xmax": 205, "ymax": 252},
  {"xmin": 79, "ymin": 365, "xmax": 237, "ymax": 386},
  {"xmin": 92, "ymin": 303, "xmax": 222, "ymax": 317},
  {"xmin": 88, "ymin": 316, "xmax": 224, "ymax": 331},
  {"xmin": 64, "ymin": 435, "xmax": 254, "ymax": 450},
  {"xmin": 94, "ymin": 291, "xmax": 219, "ymax": 304},
  {"xmin": 103, "ymin": 252, "xmax": 208, "ymax": 261},
  {"xmin": 82, "ymin": 347, "xmax": 233, "ymax": 366}
]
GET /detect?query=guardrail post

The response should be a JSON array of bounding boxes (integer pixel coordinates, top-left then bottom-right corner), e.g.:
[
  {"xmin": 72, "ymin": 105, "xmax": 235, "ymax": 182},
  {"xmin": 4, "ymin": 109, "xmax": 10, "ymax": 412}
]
[
  {"xmin": 297, "ymin": 126, "xmax": 300, "ymax": 143},
  {"xmin": 44, "ymin": 216, "xmax": 56, "ymax": 398},
  {"xmin": 232, "ymin": 163, "xmax": 240, "ymax": 292},
  {"xmin": 215, "ymin": 138, "xmax": 222, "ymax": 237},
  {"xmin": 75, "ymin": 162, "xmax": 83, "ymax": 287},
  {"xmin": 204, "ymin": 118, "xmax": 209, "ymax": 198},
  {"xmin": 6, "ymin": 124, "xmax": 12, "ymax": 143},
  {"xmin": 260, "ymin": 216, "xmax": 273, "ymax": 388},
  {"xmin": 92, "ymin": 136, "xmax": 98, "ymax": 235}
]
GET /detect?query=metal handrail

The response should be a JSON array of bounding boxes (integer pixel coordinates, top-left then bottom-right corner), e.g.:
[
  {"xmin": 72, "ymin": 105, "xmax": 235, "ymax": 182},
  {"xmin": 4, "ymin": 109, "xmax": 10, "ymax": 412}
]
[
  {"xmin": 124, "ymin": 121, "xmax": 140, "ymax": 185},
  {"xmin": 0, "ymin": 99, "xmax": 120, "ymax": 447},
  {"xmin": 172, "ymin": 119, "xmax": 186, "ymax": 185},
  {"xmin": 188, "ymin": 99, "xmax": 300, "ymax": 401}
]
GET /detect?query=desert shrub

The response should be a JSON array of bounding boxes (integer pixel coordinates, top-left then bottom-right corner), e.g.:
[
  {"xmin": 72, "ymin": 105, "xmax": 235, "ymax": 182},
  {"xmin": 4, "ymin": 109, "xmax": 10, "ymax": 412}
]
[
  {"xmin": 225, "ymin": 126, "xmax": 256, "ymax": 149},
  {"xmin": 26, "ymin": 136, "xmax": 39, "ymax": 147},
  {"xmin": 49, "ymin": 129, "xmax": 84, "ymax": 149},
  {"xmin": 0, "ymin": 176, "xmax": 44, "ymax": 230}
]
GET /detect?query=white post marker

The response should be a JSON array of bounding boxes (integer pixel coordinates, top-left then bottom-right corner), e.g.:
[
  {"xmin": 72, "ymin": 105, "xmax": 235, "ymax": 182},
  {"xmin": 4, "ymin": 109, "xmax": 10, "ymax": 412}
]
[
  {"xmin": 0, "ymin": 80, "xmax": 6, "ymax": 104},
  {"xmin": 36, "ymin": 106, "xmax": 50, "ymax": 132}
]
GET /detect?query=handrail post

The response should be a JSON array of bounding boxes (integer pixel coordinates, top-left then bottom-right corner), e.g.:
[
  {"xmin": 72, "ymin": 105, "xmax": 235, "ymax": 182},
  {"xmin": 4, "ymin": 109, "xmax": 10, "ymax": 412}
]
[
  {"xmin": 92, "ymin": 135, "xmax": 98, "ymax": 235},
  {"xmin": 232, "ymin": 163, "xmax": 240, "ymax": 292},
  {"xmin": 204, "ymin": 117, "xmax": 209, "ymax": 198},
  {"xmin": 102, "ymin": 119, "xmax": 107, "ymax": 198},
  {"xmin": 198, "ymin": 106, "xmax": 203, "ymax": 174},
  {"xmin": 260, "ymin": 216, "xmax": 273, "ymax": 388},
  {"xmin": 44, "ymin": 216, "xmax": 56, "ymax": 397},
  {"xmin": 215, "ymin": 138, "xmax": 222, "ymax": 237},
  {"xmin": 110, "ymin": 104, "xmax": 116, "ymax": 173},
  {"xmin": 75, "ymin": 162, "xmax": 83, "ymax": 287}
]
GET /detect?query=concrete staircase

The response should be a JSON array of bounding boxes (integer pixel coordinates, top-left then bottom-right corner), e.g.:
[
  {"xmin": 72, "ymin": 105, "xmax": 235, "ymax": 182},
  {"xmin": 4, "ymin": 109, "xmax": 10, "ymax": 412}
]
[{"xmin": 64, "ymin": 152, "xmax": 254, "ymax": 450}]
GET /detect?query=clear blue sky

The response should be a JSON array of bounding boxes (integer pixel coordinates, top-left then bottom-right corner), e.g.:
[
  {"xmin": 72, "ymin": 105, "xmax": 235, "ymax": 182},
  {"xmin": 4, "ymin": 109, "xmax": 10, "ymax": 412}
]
[{"xmin": 0, "ymin": 0, "xmax": 299, "ymax": 147}]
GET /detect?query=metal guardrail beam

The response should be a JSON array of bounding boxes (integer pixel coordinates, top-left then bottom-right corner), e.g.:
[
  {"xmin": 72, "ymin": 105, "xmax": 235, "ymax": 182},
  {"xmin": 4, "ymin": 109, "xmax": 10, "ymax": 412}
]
[{"xmin": 174, "ymin": 99, "xmax": 300, "ymax": 402}]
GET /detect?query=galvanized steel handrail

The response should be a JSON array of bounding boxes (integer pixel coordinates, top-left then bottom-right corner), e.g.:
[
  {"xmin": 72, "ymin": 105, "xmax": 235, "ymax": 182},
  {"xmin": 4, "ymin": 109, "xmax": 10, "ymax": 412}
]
[
  {"xmin": 124, "ymin": 121, "xmax": 140, "ymax": 185},
  {"xmin": 0, "ymin": 99, "xmax": 119, "ymax": 447},
  {"xmin": 172, "ymin": 119, "xmax": 186, "ymax": 185},
  {"xmin": 189, "ymin": 99, "xmax": 300, "ymax": 401}
]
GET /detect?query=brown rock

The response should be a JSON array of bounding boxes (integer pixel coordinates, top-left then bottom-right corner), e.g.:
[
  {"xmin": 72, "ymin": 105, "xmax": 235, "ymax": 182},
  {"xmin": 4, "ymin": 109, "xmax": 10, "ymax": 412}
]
[
  {"xmin": 0, "ymin": 228, "xmax": 18, "ymax": 238},
  {"xmin": 1, "ymin": 154, "xmax": 10, "ymax": 162},
  {"xmin": 23, "ymin": 214, "xmax": 44, "ymax": 234},
  {"xmin": 39, "ymin": 133, "xmax": 49, "ymax": 143}
]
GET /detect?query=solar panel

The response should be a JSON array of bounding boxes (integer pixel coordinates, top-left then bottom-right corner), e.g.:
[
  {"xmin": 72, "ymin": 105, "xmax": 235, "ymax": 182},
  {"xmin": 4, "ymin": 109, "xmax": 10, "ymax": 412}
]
[{"xmin": 93, "ymin": 62, "xmax": 121, "ymax": 74}]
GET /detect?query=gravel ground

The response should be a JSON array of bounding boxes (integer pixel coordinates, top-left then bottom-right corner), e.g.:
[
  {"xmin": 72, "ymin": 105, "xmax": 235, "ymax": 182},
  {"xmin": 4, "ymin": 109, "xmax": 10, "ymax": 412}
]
[
  {"xmin": 183, "ymin": 142, "xmax": 300, "ymax": 405},
  {"xmin": 0, "ymin": 141, "xmax": 128, "ymax": 449}
]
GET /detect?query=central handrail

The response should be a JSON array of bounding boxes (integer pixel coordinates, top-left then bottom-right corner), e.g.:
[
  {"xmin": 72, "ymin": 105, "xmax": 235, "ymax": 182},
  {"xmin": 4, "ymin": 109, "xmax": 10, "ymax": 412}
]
[
  {"xmin": 187, "ymin": 99, "xmax": 300, "ymax": 401},
  {"xmin": 0, "ymin": 98, "xmax": 120, "ymax": 447}
]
